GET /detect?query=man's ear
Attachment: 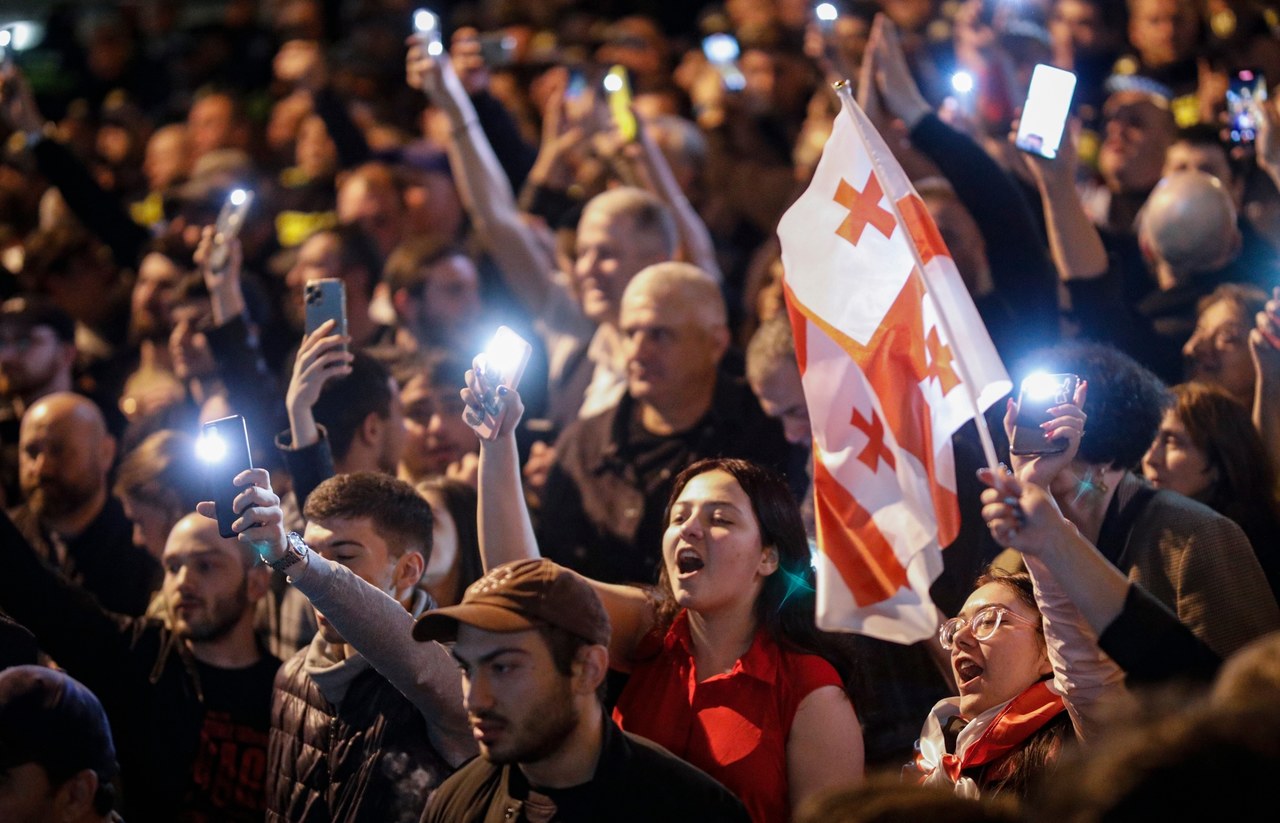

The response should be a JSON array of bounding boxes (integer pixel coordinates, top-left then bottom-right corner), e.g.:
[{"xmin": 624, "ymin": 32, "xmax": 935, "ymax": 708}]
[
  {"xmin": 52, "ymin": 768, "xmax": 99, "ymax": 821},
  {"xmin": 246, "ymin": 561, "xmax": 272, "ymax": 603},
  {"xmin": 709, "ymin": 323, "xmax": 731, "ymax": 363},
  {"xmin": 572, "ymin": 644, "xmax": 610, "ymax": 697},
  {"xmin": 392, "ymin": 550, "xmax": 425, "ymax": 598},
  {"xmin": 358, "ymin": 410, "xmax": 384, "ymax": 447}
]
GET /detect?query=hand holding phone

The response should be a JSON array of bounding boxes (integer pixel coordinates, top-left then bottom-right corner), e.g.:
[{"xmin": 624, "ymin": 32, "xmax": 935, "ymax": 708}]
[
  {"xmin": 1015, "ymin": 64, "xmax": 1077, "ymax": 160},
  {"xmin": 208, "ymin": 189, "xmax": 253, "ymax": 272},
  {"xmin": 469, "ymin": 326, "xmax": 532, "ymax": 440},
  {"xmin": 304, "ymin": 279, "xmax": 348, "ymax": 354},
  {"xmin": 199, "ymin": 415, "xmax": 255, "ymax": 538},
  {"xmin": 1010, "ymin": 373, "xmax": 1080, "ymax": 456}
]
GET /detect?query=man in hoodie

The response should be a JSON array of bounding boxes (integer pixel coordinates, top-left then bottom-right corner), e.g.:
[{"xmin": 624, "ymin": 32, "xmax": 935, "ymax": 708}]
[{"xmin": 264, "ymin": 471, "xmax": 473, "ymax": 821}]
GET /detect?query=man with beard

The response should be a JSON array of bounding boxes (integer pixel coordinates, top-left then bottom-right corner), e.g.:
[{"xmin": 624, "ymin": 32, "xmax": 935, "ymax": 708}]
[
  {"xmin": 0, "ymin": 507, "xmax": 279, "ymax": 823},
  {"xmin": 8, "ymin": 392, "xmax": 159, "ymax": 615},
  {"xmin": 413, "ymin": 559, "xmax": 750, "ymax": 822}
]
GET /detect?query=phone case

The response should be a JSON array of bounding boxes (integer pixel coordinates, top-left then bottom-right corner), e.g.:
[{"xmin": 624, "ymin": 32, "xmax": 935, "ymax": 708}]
[
  {"xmin": 208, "ymin": 191, "xmax": 255, "ymax": 271},
  {"xmin": 605, "ymin": 66, "xmax": 636, "ymax": 142},
  {"xmin": 304, "ymin": 279, "xmax": 348, "ymax": 345},
  {"xmin": 1010, "ymin": 374, "xmax": 1079, "ymax": 456},
  {"xmin": 202, "ymin": 415, "xmax": 254, "ymax": 538}
]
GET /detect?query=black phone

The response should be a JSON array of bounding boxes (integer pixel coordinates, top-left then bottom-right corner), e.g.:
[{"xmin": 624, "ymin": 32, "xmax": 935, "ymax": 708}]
[
  {"xmin": 413, "ymin": 8, "xmax": 443, "ymax": 56},
  {"xmin": 1227, "ymin": 68, "xmax": 1266, "ymax": 145},
  {"xmin": 304, "ymin": 278, "xmax": 348, "ymax": 351},
  {"xmin": 1010, "ymin": 373, "xmax": 1080, "ymax": 456},
  {"xmin": 200, "ymin": 415, "xmax": 254, "ymax": 538}
]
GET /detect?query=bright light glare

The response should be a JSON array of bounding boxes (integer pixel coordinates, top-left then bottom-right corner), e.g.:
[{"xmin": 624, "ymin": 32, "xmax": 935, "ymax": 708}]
[
  {"xmin": 229, "ymin": 188, "xmax": 247, "ymax": 206},
  {"xmin": 816, "ymin": 3, "xmax": 839, "ymax": 22},
  {"xmin": 197, "ymin": 432, "xmax": 227, "ymax": 463},
  {"xmin": 484, "ymin": 332, "xmax": 524, "ymax": 382},
  {"xmin": 602, "ymin": 73, "xmax": 623, "ymax": 93},
  {"xmin": 0, "ymin": 31, "xmax": 10, "ymax": 49},
  {"xmin": 0, "ymin": 22, "xmax": 40, "ymax": 52},
  {"xmin": 951, "ymin": 71, "xmax": 975, "ymax": 94},
  {"xmin": 1021, "ymin": 371, "xmax": 1062, "ymax": 401},
  {"xmin": 413, "ymin": 9, "xmax": 437, "ymax": 32},
  {"xmin": 427, "ymin": 40, "xmax": 443, "ymax": 56},
  {"xmin": 704, "ymin": 34, "xmax": 739, "ymax": 63}
]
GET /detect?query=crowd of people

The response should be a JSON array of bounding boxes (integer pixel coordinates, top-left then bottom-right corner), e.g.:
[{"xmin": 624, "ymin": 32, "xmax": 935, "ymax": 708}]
[{"xmin": 2, "ymin": 0, "xmax": 1280, "ymax": 821}]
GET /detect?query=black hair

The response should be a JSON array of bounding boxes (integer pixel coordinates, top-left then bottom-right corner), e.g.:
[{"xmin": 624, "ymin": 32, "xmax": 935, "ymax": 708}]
[
  {"xmin": 536, "ymin": 623, "xmax": 608, "ymax": 703},
  {"xmin": 305, "ymin": 472, "xmax": 434, "ymax": 561},
  {"xmin": 416, "ymin": 477, "xmax": 483, "ymax": 606},
  {"xmin": 311, "ymin": 350, "xmax": 393, "ymax": 461},
  {"xmin": 1018, "ymin": 342, "xmax": 1169, "ymax": 470}
]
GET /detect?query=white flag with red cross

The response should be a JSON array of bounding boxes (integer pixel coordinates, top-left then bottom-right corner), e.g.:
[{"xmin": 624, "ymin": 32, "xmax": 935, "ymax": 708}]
[{"xmin": 777, "ymin": 88, "xmax": 1010, "ymax": 643}]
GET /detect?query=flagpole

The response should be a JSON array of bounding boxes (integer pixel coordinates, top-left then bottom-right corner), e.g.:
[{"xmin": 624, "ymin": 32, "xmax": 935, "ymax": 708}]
[{"xmin": 833, "ymin": 81, "xmax": 1002, "ymax": 473}]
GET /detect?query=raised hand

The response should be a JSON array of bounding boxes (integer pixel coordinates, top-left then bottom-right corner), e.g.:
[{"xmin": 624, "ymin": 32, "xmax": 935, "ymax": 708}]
[
  {"xmin": 197, "ymin": 468, "xmax": 287, "ymax": 561},
  {"xmin": 285, "ymin": 319, "xmax": 353, "ymax": 448},
  {"xmin": 461, "ymin": 362, "xmax": 525, "ymax": 442},
  {"xmin": 977, "ymin": 465, "xmax": 1072, "ymax": 555},
  {"xmin": 1005, "ymin": 379, "xmax": 1088, "ymax": 490}
]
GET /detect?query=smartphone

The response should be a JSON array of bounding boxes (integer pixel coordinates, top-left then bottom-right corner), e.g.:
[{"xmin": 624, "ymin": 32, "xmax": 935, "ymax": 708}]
[
  {"xmin": 1010, "ymin": 373, "xmax": 1080, "ymax": 456},
  {"xmin": 1015, "ymin": 64, "xmax": 1077, "ymax": 160},
  {"xmin": 702, "ymin": 33, "xmax": 746, "ymax": 92},
  {"xmin": 566, "ymin": 66, "xmax": 588, "ymax": 100},
  {"xmin": 814, "ymin": 2, "xmax": 839, "ymax": 34},
  {"xmin": 1227, "ymin": 68, "xmax": 1267, "ymax": 145},
  {"xmin": 0, "ymin": 28, "xmax": 12, "ymax": 69},
  {"xmin": 207, "ymin": 188, "xmax": 254, "ymax": 272},
  {"xmin": 413, "ymin": 8, "xmax": 444, "ymax": 57},
  {"xmin": 304, "ymin": 278, "xmax": 348, "ymax": 351},
  {"xmin": 478, "ymin": 32, "xmax": 516, "ymax": 67},
  {"xmin": 474, "ymin": 325, "xmax": 532, "ymax": 439},
  {"xmin": 603, "ymin": 64, "xmax": 636, "ymax": 142},
  {"xmin": 199, "ymin": 415, "xmax": 254, "ymax": 538}
]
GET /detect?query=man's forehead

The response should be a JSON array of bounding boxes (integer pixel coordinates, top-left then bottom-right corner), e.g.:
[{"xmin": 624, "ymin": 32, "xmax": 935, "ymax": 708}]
[{"xmin": 454, "ymin": 624, "xmax": 543, "ymax": 656}]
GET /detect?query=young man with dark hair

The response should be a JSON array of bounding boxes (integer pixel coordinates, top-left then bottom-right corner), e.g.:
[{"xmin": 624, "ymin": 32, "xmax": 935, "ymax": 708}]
[
  {"xmin": 0, "ymin": 666, "xmax": 122, "ymax": 823},
  {"xmin": 223, "ymin": 472, "xmax": 747, "ymax": 822},
  {"xmin": 265, "ymin": 472, "xmax": 473, "ymax": 821}
]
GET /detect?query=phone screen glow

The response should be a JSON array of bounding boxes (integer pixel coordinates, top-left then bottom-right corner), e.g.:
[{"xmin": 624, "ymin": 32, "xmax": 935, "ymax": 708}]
[{"xmin": 1015, "ymin": 64, "xmax": 1077, "ymax": 160}]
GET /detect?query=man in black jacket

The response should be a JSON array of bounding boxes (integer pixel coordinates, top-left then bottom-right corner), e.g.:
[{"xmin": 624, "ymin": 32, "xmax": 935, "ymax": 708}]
[
  {"xmin": 538, "ymin": 263, "xmax": 790, "ymax": 585},
  {"xmin": 414, "ymin": 558, "xmax": 750, "ymax": 823},
  {"xmin": 0, "ymin": 508, "xmax": 278, "ymax": 823}
]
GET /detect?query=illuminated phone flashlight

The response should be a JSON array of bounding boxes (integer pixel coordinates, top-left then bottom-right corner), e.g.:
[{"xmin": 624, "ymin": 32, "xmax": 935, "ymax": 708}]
[
  {"xmin": 951, "ymin": 70, "xmax": 975, "ymax": 94},
  {"xmin": 703, "ymin": 33, "xmax": 740, "ymax": 65},
  {"xmin": 196, "ymin": 431, "xmax": 227, "ymax": 463},
  {"xmin": 1021, "ymin": 371, "xmax": 1063, "ymax": 401},
  {"xmin": 413, "ymin": 8, "xmax": 444, "ymax": 56},
  {"xmin": 602, "ymin": 71, "xmax": 624, "ymax": 93},
  {"xmin": 815, "ymin": 3, "xmax": 839, "ymax": 26},
  {"xmin": 0, "ymin": 30, "xmax": 10, "ymax": 50},
  {"xmin": 229, "ymin": 188, "xmax": 247, "ymax": 207}
]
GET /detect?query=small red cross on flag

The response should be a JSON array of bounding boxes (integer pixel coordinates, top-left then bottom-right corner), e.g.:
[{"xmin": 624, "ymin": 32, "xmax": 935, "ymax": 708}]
[
  {"xmin": 834, "ymin": 173, "xmax": 897, "ymax": 246},
  {"xmin": 850, "ymin": 408, "xmax": 896, "ymax": 472}
]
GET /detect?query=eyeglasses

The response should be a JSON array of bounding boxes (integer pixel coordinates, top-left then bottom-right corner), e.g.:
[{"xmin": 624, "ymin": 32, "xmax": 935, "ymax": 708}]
[{"xmin": 939, "ymin": 605, "xmax": 1040, "ymax": 650}]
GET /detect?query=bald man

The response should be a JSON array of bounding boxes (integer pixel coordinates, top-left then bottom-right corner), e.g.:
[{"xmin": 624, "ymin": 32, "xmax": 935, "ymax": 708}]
[
  {"xmin": 1138, "ymin": 170, "xmax": 1242, "ymax": 289},
  {"xmin": 8, "ymin": 392, "xmax": 159, "ymax": 616},
  {"xmin": 538, "ymin": 263, "xmax": 790, "ymax": 584},
  {"xmin": 0, "ymin": 508, "xmax": 278, "ymax": 822}
]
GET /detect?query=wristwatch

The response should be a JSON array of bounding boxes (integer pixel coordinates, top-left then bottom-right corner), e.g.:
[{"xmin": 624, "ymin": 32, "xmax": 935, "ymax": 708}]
[{"xmin": 269, "ymin": 531, "xmax": 310, "ymax": 574}]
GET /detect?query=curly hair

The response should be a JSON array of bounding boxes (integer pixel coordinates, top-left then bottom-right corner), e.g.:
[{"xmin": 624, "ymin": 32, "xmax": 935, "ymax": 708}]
[{"xmin": 1019, "ymin": 342, "xmax": 1169, "ymax": 470}]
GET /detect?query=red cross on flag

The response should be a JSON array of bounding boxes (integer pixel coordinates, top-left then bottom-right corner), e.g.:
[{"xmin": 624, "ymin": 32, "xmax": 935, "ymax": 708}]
[{"xmin": 777, "ymin": 87, "xmax": 1010, "ymax": 643}]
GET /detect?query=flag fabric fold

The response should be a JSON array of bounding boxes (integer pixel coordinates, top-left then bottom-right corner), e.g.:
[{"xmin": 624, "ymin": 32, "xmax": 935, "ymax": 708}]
[{"xmin": 777, "ymin": 88, "xmax": 1010, "ymax": 643}]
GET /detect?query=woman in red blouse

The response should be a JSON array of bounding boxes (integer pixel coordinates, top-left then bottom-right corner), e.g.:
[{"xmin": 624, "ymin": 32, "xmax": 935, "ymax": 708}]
[{"xmin": 464, "ymin": 381, "xmax": 865, "ymax": 822}]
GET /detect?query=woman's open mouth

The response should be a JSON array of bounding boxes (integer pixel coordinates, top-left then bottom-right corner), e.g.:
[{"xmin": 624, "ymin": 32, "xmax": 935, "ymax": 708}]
[{"xmin": 676, "ymin": 548, "xmax": 705, "ymax": 576}]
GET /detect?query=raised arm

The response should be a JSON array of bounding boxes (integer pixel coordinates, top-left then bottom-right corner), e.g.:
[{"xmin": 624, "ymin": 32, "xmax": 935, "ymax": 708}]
[
  {"xmin": 207, "ymin": 468, "xmax": 476, "ymax": 766},
  {"xmin": 461, "ymin": 368, "xmax": 655, "ymax": 666},
  {"xmin": 628, "ymin": 116, "xmax": 723, "ymax": 283},
  {"xmin": 979, "ymin": 467, "xmax": 1131, "ymax": 741},
  {"xmin": 1019, "ymin": 123, "xmax": 1110, "ymax": 283},
  {"xmin": 1252, "ymin": 288, "xmax": 1280, "ymax": 475},
  {"xmin": 405, "ymin": 41, "xmax": 557, "ymax": 314}
]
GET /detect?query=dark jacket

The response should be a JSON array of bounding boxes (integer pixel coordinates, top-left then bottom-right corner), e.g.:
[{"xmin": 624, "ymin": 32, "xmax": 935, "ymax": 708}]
[
  {"xmin": 538, "ymin": 373, "xmax": 790, "ymax": 584},
  {"xmin": 0, "ymin": 510, "xmax": 279, "ymax": 823},
  {"xmin": 267, "ymin": 645, "xmax": 454, "ymax": 822},
  {"xmin": 421, "ymin": 713, "xmax": 750, "ymax": 823}
]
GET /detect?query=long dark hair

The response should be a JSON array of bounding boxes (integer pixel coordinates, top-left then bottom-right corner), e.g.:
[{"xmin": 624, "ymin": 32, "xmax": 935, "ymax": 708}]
[
  {"xmin": 416, "ymin": 477, "xmax": 483, "ymax": 606},
  {"xmin": 1168, "ymin": 382, "xmax": 1280, "ymax": 537},
  {"xmin": 656, "ymin": 457, "xmax": 828, "ymax": 659}
]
